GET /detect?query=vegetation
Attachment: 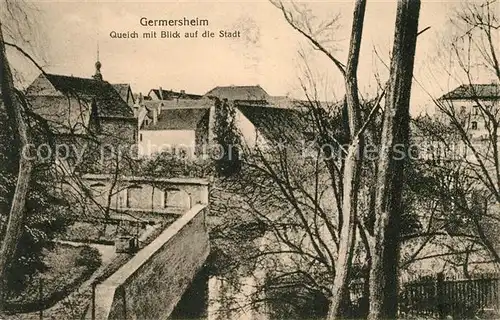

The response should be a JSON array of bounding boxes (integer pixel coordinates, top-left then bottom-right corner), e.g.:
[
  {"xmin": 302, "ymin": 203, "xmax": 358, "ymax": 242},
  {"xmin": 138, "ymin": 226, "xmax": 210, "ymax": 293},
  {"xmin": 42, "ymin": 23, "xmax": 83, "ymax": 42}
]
[
  {"xmin": 3, "ymin": 244, "xmax": 101, "ymax": 314},
  {"xmin": 213, "ymin": 98, "xmax": 242, "ymax": 177},
  {"xmin": 0, "ymin": 86, "xmax": 73, "ymax": 296},
  {"xmin": 0, "ymin": 0, "xmax": 498, "ymax": 319}
]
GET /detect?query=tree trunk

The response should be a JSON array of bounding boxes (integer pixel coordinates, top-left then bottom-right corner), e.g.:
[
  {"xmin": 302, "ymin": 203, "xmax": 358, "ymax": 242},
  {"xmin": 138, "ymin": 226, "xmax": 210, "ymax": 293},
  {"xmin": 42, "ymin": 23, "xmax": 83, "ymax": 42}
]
[
  {"xmin": 0, "ymin": 23, "xmax": 34, "ymax": 303},
  {"xmin": 327, "ymin": 0, "xmax": 366, "ymax": 318},
  {"xmin": 368, "ymin": 1, "xmax": 420, "ymax": 319}
]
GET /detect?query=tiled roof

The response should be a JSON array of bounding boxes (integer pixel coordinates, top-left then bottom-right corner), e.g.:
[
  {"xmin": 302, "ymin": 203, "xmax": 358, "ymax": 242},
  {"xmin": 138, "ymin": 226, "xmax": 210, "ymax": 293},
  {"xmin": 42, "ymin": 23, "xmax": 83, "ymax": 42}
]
[
  {"xmin": 26, "ymin": 73, "xmax": 135, "ymax": 133},
  {"xmin": 205, "ymin": 85, "xmax": 269, "ymax": 101},
  {"xmin": 141, "ymin": 107, "xmax": 209, "ymax": 131},
  {"xmin": 149, "ymin": 88, "xmax": 202, "ymax": 100},
  {"xmin": 112, "ymin": 83, "xmax": 134, "ymax": 105},
  {"xmin": 440, "ymin": 84, "xmax": 500, "ymax": 100},
  {"xmin": 236, "ymin": 104, "xmax": 308, "ymax": 142},
  {"xmin": 46, "ymin": 74, "xmax": 134, "ymax": 118},
  {"xmin": 142, "ymin": 97, "xmax": 213, "ymax": 111}
]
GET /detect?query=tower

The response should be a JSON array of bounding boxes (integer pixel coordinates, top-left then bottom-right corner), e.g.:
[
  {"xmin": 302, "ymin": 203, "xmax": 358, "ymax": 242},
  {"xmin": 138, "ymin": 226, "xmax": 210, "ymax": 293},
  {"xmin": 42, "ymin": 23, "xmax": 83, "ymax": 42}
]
[{"xmin": 92, "ymin": 45, "xmax": 103, "ymax": 81}]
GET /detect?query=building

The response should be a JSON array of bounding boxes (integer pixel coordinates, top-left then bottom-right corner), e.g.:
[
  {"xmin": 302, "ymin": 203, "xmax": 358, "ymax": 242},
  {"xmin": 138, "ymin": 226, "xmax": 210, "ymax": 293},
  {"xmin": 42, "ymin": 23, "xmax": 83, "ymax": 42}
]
[
  {"xmin": 25, "ymin": 61, "xmax": 138, "ymax": 172},
  {"xmin": 148, "ymin": 87, "xmax": 202, "ymax": 101},
  {"xmin": 112, "ymin": 83, "xmax": 136, "ymax": 108},
  {"xmin": 136, "ymin": 85, "xmax": 308, "ymax": 157},
  {"xmin": 437, "ymin": 83, "xmax": 500, "ymax": 140},
  {"xmin": 205, "ymin": 85, "xmax": 269, "ymax": 102},
  {"xmin": 138, "ymin": 98, "xmax": 212, "ymax": 157}
]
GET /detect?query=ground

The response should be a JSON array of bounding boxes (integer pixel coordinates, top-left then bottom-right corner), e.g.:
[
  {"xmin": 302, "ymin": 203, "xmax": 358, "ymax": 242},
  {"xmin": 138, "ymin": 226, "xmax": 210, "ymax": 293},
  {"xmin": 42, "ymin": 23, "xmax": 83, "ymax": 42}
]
[
  {"xmin": 2, "ymin": 243, "xmax": 101, "ymax": 314},
  {"xmin": 0, "ymin": 214, "xmax": 178, "ymax": 319}
]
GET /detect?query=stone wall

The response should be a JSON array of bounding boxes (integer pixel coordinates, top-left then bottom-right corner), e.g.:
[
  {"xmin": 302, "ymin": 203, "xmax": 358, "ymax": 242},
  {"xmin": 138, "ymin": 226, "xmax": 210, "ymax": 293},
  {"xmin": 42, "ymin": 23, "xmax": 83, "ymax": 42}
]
[
  {"xmin": 90, "ymin": 204, "xmax": 210, "ymax": 319},
  {"xmin": 81, "ymin": 174, "xmax": 209, "ymax": 215}
]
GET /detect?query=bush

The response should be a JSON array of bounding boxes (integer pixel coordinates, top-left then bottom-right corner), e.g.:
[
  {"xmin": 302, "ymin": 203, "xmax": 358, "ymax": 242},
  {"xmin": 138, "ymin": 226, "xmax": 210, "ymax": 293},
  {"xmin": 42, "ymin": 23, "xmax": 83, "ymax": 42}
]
[
  {"xmin": 4, "ymin": 244, "xmax": 102, "ymax": 314},
  {"xmin": 76, "ymin": 245, "xmax": 101, "ymax": 270}
]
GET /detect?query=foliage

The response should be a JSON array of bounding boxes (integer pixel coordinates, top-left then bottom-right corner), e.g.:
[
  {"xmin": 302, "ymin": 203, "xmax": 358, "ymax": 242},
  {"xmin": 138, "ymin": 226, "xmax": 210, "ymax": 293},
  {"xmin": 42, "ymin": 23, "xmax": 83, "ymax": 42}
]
[
  {"xmin": 140, "ymin": 149, "xmax": 213, "ymax": 179},
  {"xmin": 75, "ymin": 245, "xmax": 101, "ymax": 270},
  {"xmin": 213, "ymin": 98, "xmax": 242, "ymax": 177},
  {"xmin": 3, "ymin": 244, "xmax": 101, "ymax": 313},
  {"xmin": 264, "ymin": 272, "xmax": 330, "ymax": 320},
  {"xmin": 0, "ymin": 106, "xmax": 73, "ymax": 295}
]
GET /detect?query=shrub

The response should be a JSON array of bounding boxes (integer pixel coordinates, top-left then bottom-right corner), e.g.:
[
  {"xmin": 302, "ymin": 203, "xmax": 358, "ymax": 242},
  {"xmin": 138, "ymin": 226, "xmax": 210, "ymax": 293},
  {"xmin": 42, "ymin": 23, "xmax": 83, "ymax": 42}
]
[
  {"xmin": 3, "ymin": 244, "xmax": 102, "ymax": 314},
  {"xmin": 76, "ymin": 245, "xmax": 101, "ymax": 270}
]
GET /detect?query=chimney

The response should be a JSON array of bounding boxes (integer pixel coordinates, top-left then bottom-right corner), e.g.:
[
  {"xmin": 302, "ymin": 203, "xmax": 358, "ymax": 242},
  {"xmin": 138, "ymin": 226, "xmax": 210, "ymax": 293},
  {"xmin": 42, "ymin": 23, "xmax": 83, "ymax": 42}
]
[
  {"xmin": 159, "ymin": 87, "xmax": 164, "ymax": 100},
  {"xmin": 138, "ymin": 92, "xmax": 143, "ymax": 103},
  {"xmin": 208, "ymin": 100, "xmax": 216, "ymax": 143},
  {"xmin": 152, "ymin": 108, "xmax": 158, "ymax": 125},
  {"xmin": 157, "ymin": 102, "xmax": 162, "ymax": 116}
]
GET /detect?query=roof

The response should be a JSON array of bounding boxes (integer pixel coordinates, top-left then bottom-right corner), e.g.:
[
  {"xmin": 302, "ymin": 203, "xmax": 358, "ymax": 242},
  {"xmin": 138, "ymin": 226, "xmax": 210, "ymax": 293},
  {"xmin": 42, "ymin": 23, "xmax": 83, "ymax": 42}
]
[
  {"xmin": 143, "ymin": 97, "xmax": 213, "ymax": 111},
  {"xmin": 112, "ymin": 83, "xmax": 134, "ymax": 106},
  {"xmin": 25, "ymin": 73, "xmax": 135, "ymax": 134},
  {"xmin": 141, "ymin": 107, "xmax": 209, "ymax": 131},
  {"xmin": 29, "ymin": 73, "xmax": 134, "ymax": 118},
  {"xmin": 148, "ymin": 88, "xmax": 202, "ymax": 100},
  {"xmin": 82, "ymin": 174, "xmax": 209, "ymax": 186},
  {"xmin": 440, "ymin": 84, "xmax": 500, "ymax": 100},
  {"xmin": 205, "ymin": 85, "xmax": 269, "ymax": 101},
  {"xmin": 236, "ymin": 104, "xmax": 308, "ymax": 142}
]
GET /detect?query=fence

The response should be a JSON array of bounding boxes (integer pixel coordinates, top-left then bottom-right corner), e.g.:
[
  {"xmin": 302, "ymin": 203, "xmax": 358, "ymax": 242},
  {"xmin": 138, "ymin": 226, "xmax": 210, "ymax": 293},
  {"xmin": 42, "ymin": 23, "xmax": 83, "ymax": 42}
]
[{"xmin": 399, "ymin": 272, "xmax": 500, "ymax": 319}]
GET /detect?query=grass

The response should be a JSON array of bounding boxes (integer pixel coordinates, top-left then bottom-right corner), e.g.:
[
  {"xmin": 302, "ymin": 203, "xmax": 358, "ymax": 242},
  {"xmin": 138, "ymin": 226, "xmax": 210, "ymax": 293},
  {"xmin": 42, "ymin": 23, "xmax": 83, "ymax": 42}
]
[
  {"xmin": 3, "ymin": 243, "xmax": 101, "ymax": 314},
  {"xmin": 61, "ymin": 213, "xmax": 178, "ymax": 245},
  {"xmin": 1, "ymin": 213, "xmax": 178, "ymax": 319}
]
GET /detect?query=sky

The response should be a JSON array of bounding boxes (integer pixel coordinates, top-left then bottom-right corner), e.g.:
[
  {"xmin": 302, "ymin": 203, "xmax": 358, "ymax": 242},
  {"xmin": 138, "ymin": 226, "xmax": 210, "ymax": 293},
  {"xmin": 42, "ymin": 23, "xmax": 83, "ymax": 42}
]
[{"xmin": 3, "ymin": 0, "xmax": 498, "ymax": 115}]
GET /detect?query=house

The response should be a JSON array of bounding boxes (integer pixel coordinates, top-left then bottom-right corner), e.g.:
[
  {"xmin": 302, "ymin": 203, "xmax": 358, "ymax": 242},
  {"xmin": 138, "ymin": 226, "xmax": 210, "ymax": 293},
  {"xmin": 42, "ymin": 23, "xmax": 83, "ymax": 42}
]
[
  {"xmin": 112, "ymin": 83, "xmax": 136, "ymax": 108},
  {"xmin": 137, "ymin": 98, "xmax": 212, "ymax": 157},
  {"xmin": 437, "ymin": 83, "xmax": 500, "ymax": 140},
  {"xmin": 25, "ymin": 61, "xmax": 138, "ymax": 171},
  {"xmin": 137, "ymin": 84, "xmax": 310, "ymax": 157},
  {"xmin": 148, "ymin": 87, "xmax": 202, "ymax": 101},
  {"xmin": 205, "ymin": 85, "xmax": 269, "ymax": 102}
]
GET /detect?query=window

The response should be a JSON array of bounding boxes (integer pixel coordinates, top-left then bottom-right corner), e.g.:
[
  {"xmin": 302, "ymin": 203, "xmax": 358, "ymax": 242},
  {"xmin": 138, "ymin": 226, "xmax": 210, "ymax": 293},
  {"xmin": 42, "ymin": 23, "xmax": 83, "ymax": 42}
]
[
  {"xmin": 126, "ymin": 185, "xmax": 142, "ymax": 208},
  {"xmin": 139, "ymin": 133, "xmax": 143, "ymax": 142},
  {"xmin": 472, "ymin": 105, "xmax": 480, "ymax": 115},
  {"xmin": 471, "ymin": 121, "xmax": 478, "ymax": 130}
]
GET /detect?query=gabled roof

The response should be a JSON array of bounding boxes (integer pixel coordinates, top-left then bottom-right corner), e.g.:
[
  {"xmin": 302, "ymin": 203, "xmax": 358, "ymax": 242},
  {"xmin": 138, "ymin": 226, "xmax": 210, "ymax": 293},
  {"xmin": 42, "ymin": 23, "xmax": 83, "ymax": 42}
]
[
  {"xmin": 159, "ymin": 97, "xmax": 214, "ymax": 109},
  {"xmin": 440, "ymin": 84, "xmax": 500, "ymax": 100},
  {"xmin": 148, "ymin": 88, "xmax": 202, "ymax": 100},
  {"xmin": 112, "ymin": 83, "xmax": 135, "ymax": 106},
  {"xmin": 236, "ymin": 104, "xmax": 308, "ymax": 142},
  {"xmin": 205, "ymin": 85, "xmax": 269, "ymax": 101},
  {"xmin": 25, "ymin": 73, "xmax": 135, "ymax": 134},
  {"xmin": 27, "ymin": 73, "xmax": 134, "ymax": 118},
  {"xmin": 141, "ymin": 107, "xmax": 209, "ymax": 131}
]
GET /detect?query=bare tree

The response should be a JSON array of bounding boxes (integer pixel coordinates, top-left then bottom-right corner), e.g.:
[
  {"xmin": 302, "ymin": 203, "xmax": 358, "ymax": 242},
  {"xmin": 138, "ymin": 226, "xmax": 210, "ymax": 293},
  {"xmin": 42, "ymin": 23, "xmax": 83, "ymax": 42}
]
[
  {"xmin": 0, "ymin": 9, "xmax": 34, "ymax": 300},
  {"xmin": 368, "ymin": 0, "xmax": 421, "ymax": 318},
  {"xmin": 417, "ymin": 0, "xmax": 500, "ymax": 268},
  {"xmin": 272, "ymin": 1, "xmax": 369, "ymax": 317}
]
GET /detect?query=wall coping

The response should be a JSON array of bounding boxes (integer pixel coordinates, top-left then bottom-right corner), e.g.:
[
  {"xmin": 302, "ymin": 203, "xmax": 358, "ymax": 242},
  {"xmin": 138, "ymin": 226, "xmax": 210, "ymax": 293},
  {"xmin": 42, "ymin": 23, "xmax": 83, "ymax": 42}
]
[
  {"xmin": 92, "ymin": 203, "xmax": 207, "ymax": 319},
  {"xmin": 92, "ymin": 204, "xmax": 208, "ymax": 319},
  {"xmin": 82, "ymin": 174, "xmax": 209, "ymax": 186},
  {"xmin": 101, "ymin": 204, "xmax": 206, "ymax": 287}
]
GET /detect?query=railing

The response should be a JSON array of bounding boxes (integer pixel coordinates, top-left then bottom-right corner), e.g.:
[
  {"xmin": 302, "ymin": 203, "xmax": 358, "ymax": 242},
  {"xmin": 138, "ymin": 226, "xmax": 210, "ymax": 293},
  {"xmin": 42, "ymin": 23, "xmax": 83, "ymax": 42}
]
[{"xmin": 399, "ymin": 272, "xmax": 500, "ymax": 319}]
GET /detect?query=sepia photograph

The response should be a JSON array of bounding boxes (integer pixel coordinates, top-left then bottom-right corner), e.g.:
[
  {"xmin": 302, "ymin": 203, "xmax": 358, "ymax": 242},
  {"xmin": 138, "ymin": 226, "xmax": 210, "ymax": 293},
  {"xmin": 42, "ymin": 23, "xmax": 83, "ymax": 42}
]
[{"xmin": 0, "ymin": 0, "xmax": 499, "ymax": 319}]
